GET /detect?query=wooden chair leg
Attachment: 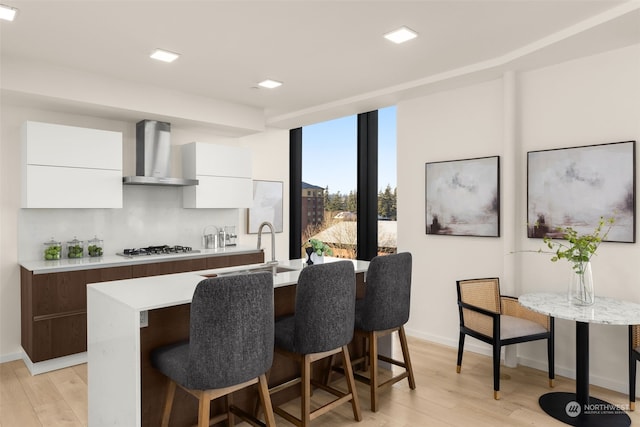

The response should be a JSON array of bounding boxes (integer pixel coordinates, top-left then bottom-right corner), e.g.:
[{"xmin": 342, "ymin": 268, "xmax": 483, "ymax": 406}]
[
  {"xmin": 399, "ymin": 326, "xmax": 416, "ymax": 389},
  {"xmin": 257, "ymin": 374, "xmax": 276, "ymax": 427},
  {"xmin": 369, "ymin": 330, "xmax": 379, "ymax": 412},
  {"xmin": 226, "ymin": 393, "xmax": 234, "ymax": 427},
  {"xmin": 254, "ymin": 369, "xmax": 271, "ymax": 417},
  {"xmin": 342, "ymin": 345, "xmax": 362, "ymax": 421},
  {"xmin": 362, "ymin": 334, "xmax": 370, "ymax": 372},
  {"xmin": 301, "ymin": 354, "xmax": 312, "ymax": 427},
  {"xmin": 198, "ymin": 393, "xmax": 211, "ymax": 427},
  {"xmin": 161, "ymin": 379, "xmax": 176, "ymax": 427},
  {"xmin": 325, "ymin": 354, "xmax": 337, "ymax": 385}
]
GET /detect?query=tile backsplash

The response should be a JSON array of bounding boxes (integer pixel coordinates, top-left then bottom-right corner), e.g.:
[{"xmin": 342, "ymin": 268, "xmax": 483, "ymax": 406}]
[{"xmin": 19, "ymin": 185, "xmax": 239, "ymax": 261}]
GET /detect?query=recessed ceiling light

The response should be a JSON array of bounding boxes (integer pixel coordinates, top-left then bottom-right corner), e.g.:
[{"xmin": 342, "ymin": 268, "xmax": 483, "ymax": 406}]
[
  {"xmin": 150, "ymin": 49, "xmax": 180, "ymax": 63},
  {"xmin": 0, "ymin": 4, "xmax": 18, "ymax": 21},
  {"xmin": 384, "ymin": 26, "xmax": 418, "ymax": 44},
  {"xmin": 258, "ymin": 79, "xmax": 283, "ymax": 89}
]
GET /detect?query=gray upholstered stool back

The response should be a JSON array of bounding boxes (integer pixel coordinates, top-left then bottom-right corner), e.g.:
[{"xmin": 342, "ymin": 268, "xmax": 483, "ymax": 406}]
[
  {"xmin": 186, "ymin": 272, "xmax": 274, "ymax": 389},
  {"xmin": 356, "ymin": 252, "xmax": 412, "ymax": 332},
  {"xmin": 291, "ymin": 260, "xmax": 356, "ymax": 354}
]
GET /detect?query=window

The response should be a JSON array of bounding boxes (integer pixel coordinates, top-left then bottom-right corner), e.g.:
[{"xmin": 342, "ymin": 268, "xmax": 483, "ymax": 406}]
[
  {"xmin": 291, "ymin": 109, "xmax": 393, "ymax": 260},
  {"xmin": 300, "ymin": 115, "xmax": 357, "ymax": 258}
]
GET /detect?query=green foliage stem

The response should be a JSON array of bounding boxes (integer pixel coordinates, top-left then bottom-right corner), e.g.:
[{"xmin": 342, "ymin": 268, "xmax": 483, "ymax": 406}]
[{"xmin": 539, "ymin": 216, "xmax": 614, "ymax": 273}]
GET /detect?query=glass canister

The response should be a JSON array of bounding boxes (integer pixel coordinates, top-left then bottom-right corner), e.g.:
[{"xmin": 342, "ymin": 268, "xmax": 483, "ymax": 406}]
[
  {"xmin": 87, "ymin": 235, "xmax": 104, "ymax": 257},
  {"xmin": 66, "ymin": 237, "xmax": 84, "ymax": 259},
  {"xmin": 43, "ymin": 238, "xmax": 62, "ymax": 260}
]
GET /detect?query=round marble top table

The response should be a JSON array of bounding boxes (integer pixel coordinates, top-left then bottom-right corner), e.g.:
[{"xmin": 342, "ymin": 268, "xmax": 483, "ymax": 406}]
[{"xmin": 519, "ymin": 292, "xmax": 640, "ymax": 427}]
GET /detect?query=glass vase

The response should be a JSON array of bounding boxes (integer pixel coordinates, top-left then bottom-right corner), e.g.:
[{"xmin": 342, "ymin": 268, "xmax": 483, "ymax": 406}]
[{"xmin": 568, "ymin": 261, "xmax": 594, "ymax": 306}]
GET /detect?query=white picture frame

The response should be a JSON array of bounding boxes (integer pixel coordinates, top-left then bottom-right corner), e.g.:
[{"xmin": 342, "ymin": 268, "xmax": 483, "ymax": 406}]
[{"xmin": 248, "ymin": 180, "xmax": 284, "ymax": 233}]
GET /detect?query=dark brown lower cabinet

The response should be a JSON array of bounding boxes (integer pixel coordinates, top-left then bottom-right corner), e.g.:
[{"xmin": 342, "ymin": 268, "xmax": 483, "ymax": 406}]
[{"xmin": 21, "ymin": 251, "xmax": 264, "ymax": 363}]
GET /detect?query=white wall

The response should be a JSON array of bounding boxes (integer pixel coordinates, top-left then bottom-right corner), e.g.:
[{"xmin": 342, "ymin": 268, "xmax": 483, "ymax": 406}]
[
  {"xmin": 238, "ymin": 128, "xmax": 290, "ymax": 263},
  {"xmin": 398, "ymin": 43, "xmax": 640, "ymax": 393},
  {"xmin": 398, "ymin": 78, "xmax": 507, "ymax": 345},
  {"xmin": 0, "ymin": 104, "xmax": 289, "ymax": 361}
]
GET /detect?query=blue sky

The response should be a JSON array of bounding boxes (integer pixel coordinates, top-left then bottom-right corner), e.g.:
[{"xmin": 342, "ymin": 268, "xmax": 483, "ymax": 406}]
[{"xmin": 302, "ymin": 106, "xmax": 397, "ymax": 194}]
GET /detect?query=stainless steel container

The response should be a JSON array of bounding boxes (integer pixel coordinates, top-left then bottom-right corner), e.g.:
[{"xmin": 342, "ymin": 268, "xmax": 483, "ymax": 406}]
[
  {"xmin": 203, "ymin": 234, "xmax": 218, "ymax": 249},
  {"xmin": 202, "ymin": 225, "xmax": 219, "ymax": 249},
  {"xmin": 218, "ymin": 230, "xmax": 227, "ymax": 248},
  {"xmin": 224, "ymin": 226, "xmax": 237, "ymax": 246}
]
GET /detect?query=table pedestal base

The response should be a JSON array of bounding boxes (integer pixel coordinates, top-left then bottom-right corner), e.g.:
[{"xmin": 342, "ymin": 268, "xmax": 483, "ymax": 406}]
[{"xmin": 539, "ymin": 392, "xmax": 630, "ymax": 427}]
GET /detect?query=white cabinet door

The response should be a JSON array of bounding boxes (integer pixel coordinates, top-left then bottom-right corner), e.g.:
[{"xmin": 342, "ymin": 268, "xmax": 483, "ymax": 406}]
[
  {"xmin": 22, "ymin": 121, "xmax": 123, "ymax": 208},
  {"xmin": 23, "ymin": 121, "xmax": 122, "ymax": 170},
  {"xmin": 183, "ymin": 176, "xmax": 252, "ymax": 208},
  {"xmin": 23, "ymin": 165, "xmax": 123, "ymax": 208},
  {"xmin": 193, "ymin": 143, "xmax": 251, "ymax": 178},
  {"xmin": 182, "ymin": 142, "xmax": 252, "ymax": 208}
]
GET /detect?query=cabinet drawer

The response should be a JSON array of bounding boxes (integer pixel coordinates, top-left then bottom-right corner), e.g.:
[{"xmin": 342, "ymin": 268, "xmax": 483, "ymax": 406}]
[
  {"xmin": 32, "ymin": 270, "xmax": 87, "ymax": 317},
  {"xmin": 173, "ymin": 258, "xmax": 207, "ymax": 273},
  {"xmin": 228, "ymin": 252, "xmax": 264, "ymax": 267},
  {"xmin": 86, "ymin": 266, "xmax": 132, "ymax": 284},
  {"xmin": 32, "ymin": 313, "xmax": 87, "ymax": 362},
  {"xmin": 131, "ymin": 262, "xmax": 176, "ymax": 278}
]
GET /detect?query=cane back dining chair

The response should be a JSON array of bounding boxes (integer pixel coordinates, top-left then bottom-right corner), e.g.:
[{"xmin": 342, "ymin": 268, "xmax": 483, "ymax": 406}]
[
  {"xmin": 630, "ymin": 325, "xmax": 640, "ymax": 411},
  {"xmin": 269, "ymin": 260, "xmax": 361, "ymax": 427},
  {"xmin": 151, "ymin": 272, "xmax": 276, "ymax": 427},
  {"xmin": 456, "ymin": 278, "xmax": 555, "ymax": 400},
  {"xmin": 351, "ymin": 252, "xmax": 416, "ymax": 412}
]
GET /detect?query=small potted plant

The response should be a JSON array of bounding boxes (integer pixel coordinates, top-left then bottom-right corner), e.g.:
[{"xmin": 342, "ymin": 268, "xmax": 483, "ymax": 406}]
[
  {"xmin": 305, "ymin": 238, "xmax": 333, "ymax": 265},
  {"xmin": 535, "ymin": 216, "xmax": 614, "ymax": 306}
]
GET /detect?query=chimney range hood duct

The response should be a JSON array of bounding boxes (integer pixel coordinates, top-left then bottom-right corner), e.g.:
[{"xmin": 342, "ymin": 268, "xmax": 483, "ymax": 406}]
[{"xmin": 122, "ymin": 120, "xmax": 198, "ymax": 186}]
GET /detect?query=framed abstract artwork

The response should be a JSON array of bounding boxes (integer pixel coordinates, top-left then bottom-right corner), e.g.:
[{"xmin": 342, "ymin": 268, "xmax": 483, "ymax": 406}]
[
  {"xmin": 425, "ymin": 156, "xmax": 500, "ymax": 237},
  {"xmin": 247, "ymin": 180, "xmax": 284, "ymax": 234},
  {"xmin": 527, "ymin": 141, "xmax": 636, "ymax": 243}
]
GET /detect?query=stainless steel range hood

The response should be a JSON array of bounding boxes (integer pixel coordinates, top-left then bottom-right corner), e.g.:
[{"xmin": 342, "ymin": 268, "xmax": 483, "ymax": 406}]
[{"xmin": 122, "ymin": 120, "xmax": 198, "ymax": 187}]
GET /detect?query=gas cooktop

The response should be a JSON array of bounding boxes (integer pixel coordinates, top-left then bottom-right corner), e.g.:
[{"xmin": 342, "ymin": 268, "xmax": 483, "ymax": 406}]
[{"xmin": 116, "ymin": 245, "xmax": 200, "ymax": 258}]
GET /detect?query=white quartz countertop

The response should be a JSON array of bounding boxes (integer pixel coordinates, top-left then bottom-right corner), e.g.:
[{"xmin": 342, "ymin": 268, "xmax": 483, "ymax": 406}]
[
  {"xmin": 20, "ymin": 245, "xmax": 262, "ymax": 274},
  {"xmin": 87, "ymin": 257, "xmax": 370, "ymax": 312},
  {"xmin": 519, "ymin": 292, "xmax": 640, "ymax": 325}
]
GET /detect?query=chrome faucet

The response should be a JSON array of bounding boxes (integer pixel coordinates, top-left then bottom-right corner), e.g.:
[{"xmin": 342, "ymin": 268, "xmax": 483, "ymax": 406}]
[{"xmin": 257, "ymin": 221, "xmax": 277, "ymax": 270}]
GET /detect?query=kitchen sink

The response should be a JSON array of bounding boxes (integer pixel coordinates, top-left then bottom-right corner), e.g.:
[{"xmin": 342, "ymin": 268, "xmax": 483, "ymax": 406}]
[{"xmin": 202, "ymin": 264, "xmax": 299, "ymax": 278}]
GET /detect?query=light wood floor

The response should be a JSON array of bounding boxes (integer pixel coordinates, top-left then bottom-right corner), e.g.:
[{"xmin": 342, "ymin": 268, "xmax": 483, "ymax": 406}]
[{"xmin": 1, "ymin": 337, "xmax": 638, "ymax": 426}]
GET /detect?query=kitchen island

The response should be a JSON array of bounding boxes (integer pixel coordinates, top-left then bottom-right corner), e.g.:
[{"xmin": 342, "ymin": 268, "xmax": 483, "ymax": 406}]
[
  {"xmin": 87, "ymin": 257, "xmax": 370, "ymax": 427},
  {"xmin": 20, "ymin": 246, "xmax": 264, "ymax": 374}
]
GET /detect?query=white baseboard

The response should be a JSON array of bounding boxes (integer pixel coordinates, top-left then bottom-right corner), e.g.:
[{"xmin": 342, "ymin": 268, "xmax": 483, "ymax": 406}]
[
  {"xmin": 21, "ymin": 350, "xmax": 87, "ymax": 375},
  {"xmin": 404, "ymin": 327, "xmax": 494, "ymax": 358},
  {"xmin": 0, "ymin": 352, "xmax": 23, "ymax": 364},
  {"xmin": 404, "ymin": 328, "xmax": 629, "ymax": 395},
  {"xmin": 517, "ymin": 355, "xmax": 628, "ymax": 395}
]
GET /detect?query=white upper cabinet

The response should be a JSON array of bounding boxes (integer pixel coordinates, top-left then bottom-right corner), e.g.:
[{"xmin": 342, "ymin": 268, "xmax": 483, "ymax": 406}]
[
  {"xmin": 182, "ymin": 142, "xmax": 252, "ymax": 208},
  {"xmin": 22, "ymin": 121, "xmax": 123, "ymax": 208}
]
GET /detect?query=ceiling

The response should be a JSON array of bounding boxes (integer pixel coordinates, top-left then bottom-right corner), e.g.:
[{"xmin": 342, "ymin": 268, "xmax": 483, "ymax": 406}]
[{"xmin": 1, "ymin": 1, "xmax": 639, "ymax": 130}]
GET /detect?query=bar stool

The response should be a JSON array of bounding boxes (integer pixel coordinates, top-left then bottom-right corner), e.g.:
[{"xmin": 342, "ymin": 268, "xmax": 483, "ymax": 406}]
[
  {"xmin": 269, "ymin": 260, "xmax": 362, "ymax": 427},
  {"xmin": 351, "ymin": 252, "xmax": 416, "ymax": 412},
  {"xmin": 151, "ymin": 272, "xmax": 276, "ymax": 427}
]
